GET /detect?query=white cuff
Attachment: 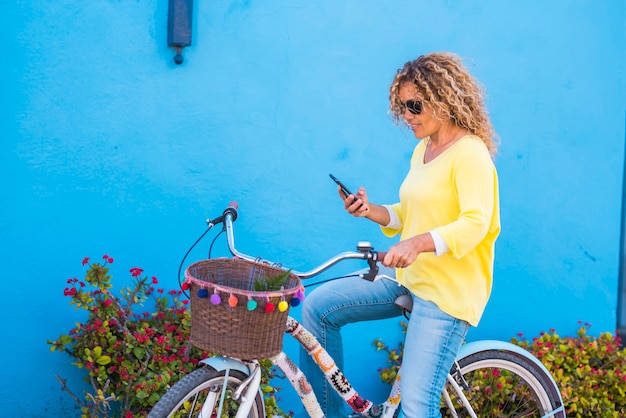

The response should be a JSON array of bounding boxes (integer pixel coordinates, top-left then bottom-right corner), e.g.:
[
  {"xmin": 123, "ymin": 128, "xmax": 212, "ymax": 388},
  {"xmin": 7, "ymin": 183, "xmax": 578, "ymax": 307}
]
[
  {"xmin": 429, "ymin": 230, "xmax": 449, "ymax": 256},
  {"xmin": 383, "ymin": 205, "xmax": 402, "ymax": 229}
]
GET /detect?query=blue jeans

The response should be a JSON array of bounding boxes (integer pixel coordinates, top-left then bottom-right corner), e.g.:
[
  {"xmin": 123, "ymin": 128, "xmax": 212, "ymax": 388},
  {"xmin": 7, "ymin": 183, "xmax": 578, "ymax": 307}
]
[{"xmin": 300, "ymin": 268, "xmax": 470, "ymax": 418}]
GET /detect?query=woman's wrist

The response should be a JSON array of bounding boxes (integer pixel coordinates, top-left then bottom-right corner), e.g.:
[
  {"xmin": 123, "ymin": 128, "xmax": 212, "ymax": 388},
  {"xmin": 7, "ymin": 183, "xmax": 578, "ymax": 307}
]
[{"xmin": 365, "ymin": 204, "xmax": 391, "ymax": 226}]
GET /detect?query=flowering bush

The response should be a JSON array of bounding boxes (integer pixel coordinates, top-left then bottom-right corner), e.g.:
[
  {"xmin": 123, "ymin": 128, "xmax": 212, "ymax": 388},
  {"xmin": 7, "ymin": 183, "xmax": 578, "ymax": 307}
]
[
  {"xmin": 375, "ymin": 321, "xmax": 626, "ymax": 417},
  {"xmin": 513, "ymin": 322, "xmax": 626, "ymax": 417},
  {"xmin": 48, "ymin": 255, "xmax": 290, "ymax": 418}
]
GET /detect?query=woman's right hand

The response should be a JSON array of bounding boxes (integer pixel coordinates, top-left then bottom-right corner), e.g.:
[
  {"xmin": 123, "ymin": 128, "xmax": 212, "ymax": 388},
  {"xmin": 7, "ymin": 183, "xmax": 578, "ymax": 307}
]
[{"xmin": 339, "ymin": 186, "xmax": 369, "ymax": 217}]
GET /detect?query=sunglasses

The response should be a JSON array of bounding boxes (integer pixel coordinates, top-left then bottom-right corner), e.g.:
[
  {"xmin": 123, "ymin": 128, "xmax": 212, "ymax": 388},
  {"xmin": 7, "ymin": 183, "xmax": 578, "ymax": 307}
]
[{"xmin": 400, "ymin": 100, "xmax": 422, "ymax": 115}]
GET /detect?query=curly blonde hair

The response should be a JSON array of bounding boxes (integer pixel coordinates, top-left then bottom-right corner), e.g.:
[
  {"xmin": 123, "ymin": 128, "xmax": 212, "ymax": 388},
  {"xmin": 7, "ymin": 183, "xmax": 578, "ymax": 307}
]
[{"xmin": 389, "ymin": 52, "xmax": 499, "ymax": 155}]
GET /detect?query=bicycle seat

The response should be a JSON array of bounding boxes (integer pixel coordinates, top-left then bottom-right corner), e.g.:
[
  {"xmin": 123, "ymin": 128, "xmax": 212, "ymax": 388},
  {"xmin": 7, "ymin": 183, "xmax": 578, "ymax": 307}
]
[{"xmin": 394, "ymin": 294, "xmax": 413, "ymax": 314}]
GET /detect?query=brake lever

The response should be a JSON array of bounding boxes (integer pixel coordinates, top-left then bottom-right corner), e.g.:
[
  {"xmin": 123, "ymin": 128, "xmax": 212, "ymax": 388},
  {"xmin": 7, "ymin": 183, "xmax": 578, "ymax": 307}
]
[
  {"xmin": 361, "ymin": 257, "xmax": 380, "ymax": 281},
  {"xmin": 358, "ymin": 246, "xmax": 387, "ymax": 282}
]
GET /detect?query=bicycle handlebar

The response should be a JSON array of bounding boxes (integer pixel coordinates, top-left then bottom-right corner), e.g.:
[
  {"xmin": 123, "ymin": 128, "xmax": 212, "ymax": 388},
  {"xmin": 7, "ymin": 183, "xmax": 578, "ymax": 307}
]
[{"xmin": 209, "ymin": 202, "xmax": 386, "ymax": 280}]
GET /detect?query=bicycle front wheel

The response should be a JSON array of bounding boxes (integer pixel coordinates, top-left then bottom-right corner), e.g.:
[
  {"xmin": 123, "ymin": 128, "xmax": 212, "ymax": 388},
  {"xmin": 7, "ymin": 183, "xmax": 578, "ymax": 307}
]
[
  {"xmin": 148, "ymin": 366, "xmax": 265, "ymax": 418},
  {"xmin": 442, "ymin": 349, "xmax": 564, "ymax": 418}
]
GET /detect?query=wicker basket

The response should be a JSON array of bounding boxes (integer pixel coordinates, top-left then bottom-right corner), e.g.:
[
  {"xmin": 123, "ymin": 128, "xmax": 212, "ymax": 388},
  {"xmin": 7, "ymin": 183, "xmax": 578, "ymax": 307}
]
[{"xmin": 186, "ymin": 258, "xmax": 301, "ymax": 359}]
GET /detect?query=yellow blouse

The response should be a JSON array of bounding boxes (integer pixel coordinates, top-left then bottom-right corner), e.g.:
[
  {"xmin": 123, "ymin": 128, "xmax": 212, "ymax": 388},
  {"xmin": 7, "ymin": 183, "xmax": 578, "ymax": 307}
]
[{"xmin": 381, "ymin": 135, "xmax": 500, "ymax": 326}]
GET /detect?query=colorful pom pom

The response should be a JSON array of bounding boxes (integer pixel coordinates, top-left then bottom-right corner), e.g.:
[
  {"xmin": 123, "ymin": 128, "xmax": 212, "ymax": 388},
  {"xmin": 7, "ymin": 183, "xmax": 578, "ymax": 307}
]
[
  {"xmin": 197, "ymin": 288, "xmax": 208, "ymax": 298},
  {"xmin": 210, "ymin": 293, "xmax": 221, "ymax": 305},
  {"xmin": 278, "ymin": 300, "xmax": 289, "ymax": 312},
  {"xmin": 290, "ymin": 297, "xmax": 300, "ymax": 307},
  {"xmin": 228, "ymin": 294, "xmax": 238, "ymax": 307},
  {"xmin": 296, "ymin": 290, "xmax": 305, "ymax": 301},
  {"xmin": 181, "ymin": 281, "xmax": 190, "ymax": 291},
  {"xmin": 265, "ymin": 302, "xmax": 276, "ymax": 313},
  {"xmin": 247, "ymin": 299, "xmax": 258, "ymax": 311}
]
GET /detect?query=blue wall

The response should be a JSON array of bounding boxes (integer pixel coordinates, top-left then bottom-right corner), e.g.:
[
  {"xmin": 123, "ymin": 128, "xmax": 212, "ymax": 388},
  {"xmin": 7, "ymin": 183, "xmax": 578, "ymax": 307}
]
[{"xmin": 2, "ymin": 1, "xmax": 625, "ymax": 416}]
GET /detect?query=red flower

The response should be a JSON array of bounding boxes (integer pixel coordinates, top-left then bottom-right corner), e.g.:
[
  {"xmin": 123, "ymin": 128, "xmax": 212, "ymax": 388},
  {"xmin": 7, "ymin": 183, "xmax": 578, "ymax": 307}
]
[
  {"xmin": 130, "ymin": 267, "xmax": 144, "ymax": 277},
  {"xmin": 152, "ymin": 276, "xmax": 158, "ymax": 284},
  {"xmin": 63, "ymin": 288, "xmax": 77, "ymax": 296},
  {"xmin": 103, "ymin": 299, "xmax": 113, "ymax": 307},
  {"xmin": 82, "ymin": 257, "xmax": 90, "ymax": 265}
]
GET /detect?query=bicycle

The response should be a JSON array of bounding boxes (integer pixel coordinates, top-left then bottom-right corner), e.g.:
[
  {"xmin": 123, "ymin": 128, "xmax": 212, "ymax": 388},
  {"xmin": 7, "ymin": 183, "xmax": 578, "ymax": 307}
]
[{"xmin": 148, "ymin": 203, "xmax": 566, "ymax": 418}]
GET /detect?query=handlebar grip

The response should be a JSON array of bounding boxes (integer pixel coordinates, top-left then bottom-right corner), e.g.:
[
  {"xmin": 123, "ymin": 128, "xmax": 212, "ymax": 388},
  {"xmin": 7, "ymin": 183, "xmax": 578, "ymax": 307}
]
[
  {"xmin": 224, "ymin": 201, "xmax": 239, "ymax": 222},
  {"xmin": 376, "ymin": 251, "xmax": 387, "ymax": 262},
  {"xmin": 207, "ymin": 201, "xmax": 239, "ymax": 227}
]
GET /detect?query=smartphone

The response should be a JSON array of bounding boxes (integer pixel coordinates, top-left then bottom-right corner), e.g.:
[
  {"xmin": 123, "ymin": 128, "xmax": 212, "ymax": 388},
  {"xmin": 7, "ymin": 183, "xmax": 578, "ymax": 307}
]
[{"xmin": 329, "ymin": 173, "xmax": 354, "ymax": 196}]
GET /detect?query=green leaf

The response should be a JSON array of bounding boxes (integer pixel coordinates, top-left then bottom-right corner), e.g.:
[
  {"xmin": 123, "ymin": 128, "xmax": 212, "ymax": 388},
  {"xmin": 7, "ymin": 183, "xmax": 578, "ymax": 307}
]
[
  {"xmin": 133, "ymin": 346, "xmax": 145, "ymax": 360},
  {"xmin": 96, "ymin": 355, "xmax": 111, "ymax": 365},
  {"xmin": 59, "ymin": 335, "xmax": 73, "ymax": 345},
  {"xmin": 253, "ymin": 269, "xmax": 292, "ymax": 291},
  {"xmin": 148, "ymin": 392, "xmax": 161, "ymax": 405},
  {"xmin": 161, "ymin": 373, "xmax": 171, "ymax": 385}
]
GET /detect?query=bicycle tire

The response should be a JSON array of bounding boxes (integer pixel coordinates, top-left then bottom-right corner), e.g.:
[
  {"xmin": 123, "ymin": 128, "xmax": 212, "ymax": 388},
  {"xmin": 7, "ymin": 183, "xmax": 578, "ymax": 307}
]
[
  {"xmin": 442, "ymin": 349, "xmax": 565, "ymax": 418},
  {"xmin": 148, "ymin": 366, "xmax": 265, "ymax": 418}
]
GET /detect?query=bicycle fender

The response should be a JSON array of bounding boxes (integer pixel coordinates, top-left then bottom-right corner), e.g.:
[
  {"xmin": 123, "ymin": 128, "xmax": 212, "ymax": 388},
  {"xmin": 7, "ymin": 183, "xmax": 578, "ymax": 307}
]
[
  {"xmin": 199, "ymin": 356, "xmax": 251, "ymax": 376},
  {"xmin": 458, "ymin": 340, "xmax": 550, "ymax": 372}
]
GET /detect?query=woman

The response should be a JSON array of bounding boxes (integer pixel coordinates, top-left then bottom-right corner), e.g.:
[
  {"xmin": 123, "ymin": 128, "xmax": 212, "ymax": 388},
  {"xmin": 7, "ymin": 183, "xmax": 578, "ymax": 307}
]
[{"xmin": 301, "ymin": 52, "xmax": 500, "ymax": 417}]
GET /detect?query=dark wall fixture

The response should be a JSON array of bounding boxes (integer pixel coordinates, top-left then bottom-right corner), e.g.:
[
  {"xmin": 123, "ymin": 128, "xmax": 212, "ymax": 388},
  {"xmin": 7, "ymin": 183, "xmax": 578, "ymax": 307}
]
[{"xmin": 167, "ymin": 0, "xmax": 193, "ymax": 64}]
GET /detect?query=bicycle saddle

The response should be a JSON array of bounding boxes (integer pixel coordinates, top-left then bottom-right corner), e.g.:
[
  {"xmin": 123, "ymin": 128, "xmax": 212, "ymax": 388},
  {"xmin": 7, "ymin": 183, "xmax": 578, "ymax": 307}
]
[{"xmin": 394, "ymin": 294, "xmax": 413, "ymax": 316}]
